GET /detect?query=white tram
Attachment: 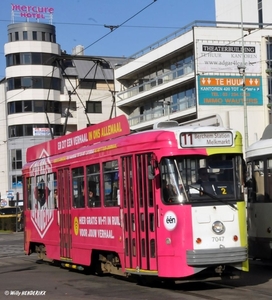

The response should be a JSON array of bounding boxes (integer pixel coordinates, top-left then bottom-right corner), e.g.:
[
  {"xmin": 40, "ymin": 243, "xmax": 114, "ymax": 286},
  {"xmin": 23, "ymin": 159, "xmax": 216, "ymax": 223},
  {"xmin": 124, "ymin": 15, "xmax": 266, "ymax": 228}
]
[{"xmin": 246, "ymin": 124, "xmax": 272, "ymax": 260}]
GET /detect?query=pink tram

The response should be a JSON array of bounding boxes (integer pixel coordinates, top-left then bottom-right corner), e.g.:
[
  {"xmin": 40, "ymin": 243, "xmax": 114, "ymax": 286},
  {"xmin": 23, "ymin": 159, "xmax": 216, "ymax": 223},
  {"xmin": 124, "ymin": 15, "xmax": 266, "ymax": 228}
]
[{"xmin": 22, "ymin": 115, "xmax": 248, "ymax": 281}]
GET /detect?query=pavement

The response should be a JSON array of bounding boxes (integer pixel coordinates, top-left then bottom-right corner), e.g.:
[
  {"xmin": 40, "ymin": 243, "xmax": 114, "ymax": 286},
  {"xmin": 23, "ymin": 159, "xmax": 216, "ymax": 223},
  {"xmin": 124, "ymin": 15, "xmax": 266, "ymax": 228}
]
[{"xmin": 0, "ymin": 231, "xmax": 24, "ymax": 258}]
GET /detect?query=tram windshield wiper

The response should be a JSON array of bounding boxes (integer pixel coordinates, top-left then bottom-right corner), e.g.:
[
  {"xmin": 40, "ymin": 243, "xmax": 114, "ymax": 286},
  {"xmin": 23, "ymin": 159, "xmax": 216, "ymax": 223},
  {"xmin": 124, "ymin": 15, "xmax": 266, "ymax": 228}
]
[{"xmin": 188, "ymin": 184, "xmax": 237, "ymax": 210}]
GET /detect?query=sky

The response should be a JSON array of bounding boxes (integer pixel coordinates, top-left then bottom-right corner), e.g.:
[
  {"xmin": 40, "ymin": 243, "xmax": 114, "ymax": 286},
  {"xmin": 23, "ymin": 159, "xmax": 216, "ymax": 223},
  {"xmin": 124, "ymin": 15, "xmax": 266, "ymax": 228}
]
[{"xmin": 0, "ymin": 0, "xmax": 216, "ymax": 77}]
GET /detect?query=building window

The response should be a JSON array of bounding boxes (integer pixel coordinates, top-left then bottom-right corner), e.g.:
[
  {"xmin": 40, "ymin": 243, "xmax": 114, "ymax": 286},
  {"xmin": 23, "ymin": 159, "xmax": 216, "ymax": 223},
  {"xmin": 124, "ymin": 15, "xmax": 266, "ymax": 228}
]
[
  {"xmin": 21, "ymin": 77, "xmax": 32, "ymax": 89},
  {"xmin": 23, "ymin": 31, "xmax": 28, "ymax": 40},
  {"xmin": 42, "ymin": 32, "xmax": 46, "ymax": 41},
  {"xmin": 17, "ymin": 126, "xmax": 23, "ymax": 136},
  {"xmin": 25, "ymin": 125, "xmax": 33, "ymax": 136},
  {"xmin": 6, "ymin": 55, "xmax": 13, "ymax": 67},
  {"xmin": 8, "ymin": 100, "xmax": 61, "ymax": 114},
  {"xmin": 79, "ymin": 80, "xmax": 96, "ymax": 89},
  {"xmin": 24, "ymin": 100, "xmax": 33, "ymax": 112},
  {"xmin": 32, "ymin": 77, "xmax": 43, "ymax": 89},
  {"xmin": 9, "ymin": 33, "xmax": 12, "ymax": 42},
  {"xmin": 15, "ymin": 32, "xmax": 19, "ymax": 41},
  {"xmin": 8, "ymin": 124, "xmax": 63, "ymax": 138},
  {"xmin": 11, "ymin": 149, "xmax": 22, "ymax": 170},
  {"xmin": 32, "ymin": 31, "xmax": 37, "ymax": 40},
  {"xmin": 12, "ymin": 175, "xmax": 23, "ymax": 188},
  {"xmin": 32, "ymin": 53, "xmax": 42, "ymax": 64},
  {"xmin": 267, "ymin": 40, "xmax": 272, "ymax": 66},
  {"xmin": 14, "ymin": 78, "xmax": 21, "ymax": 89},
  {"xmin": 15, "ymin": 101, "xmax": 22, "ymax": 113},
  {"xmin": 21, "ymin": 53, "xmax": 32, "ymax": 64},
  {"xmin": 258, "ymin": 0, "xmax": 263, "ymax": 28},
  {"xmin": 33, "ymin": 101, "xmax": 44, "ymax": 112},
  {"xmin": 6, "ymin": 52, "xmax": 57, "ymax": 66},
  {"xmin": 8, "ymin": 102, "xmax": 15, "ymax": 114},
  {"xmin": 14, "ymin": 54, "xmax": 20, "ymax": 65},
  {"xmin": 7, "ymin": 77, "xmax": 61, "ymax": 91},
  {"xmin": 86, "ymin": 101, "xmax": 102, "ymax": 113}
]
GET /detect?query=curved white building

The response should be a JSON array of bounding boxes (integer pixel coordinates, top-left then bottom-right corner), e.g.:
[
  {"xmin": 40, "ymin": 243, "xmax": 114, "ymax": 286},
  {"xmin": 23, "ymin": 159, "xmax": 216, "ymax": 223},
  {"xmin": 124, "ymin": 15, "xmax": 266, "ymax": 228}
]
[{"xmin": 4, "ymin": 22, "xmax": 61, "ymax": 202}]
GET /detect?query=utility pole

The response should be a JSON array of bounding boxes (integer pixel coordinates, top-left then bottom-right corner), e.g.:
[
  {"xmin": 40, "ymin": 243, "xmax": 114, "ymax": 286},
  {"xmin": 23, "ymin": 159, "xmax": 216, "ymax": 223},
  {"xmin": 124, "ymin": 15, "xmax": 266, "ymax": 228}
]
[{"xmin": 239, "ymin": 0, "xmax": 249, "ymax": 149}]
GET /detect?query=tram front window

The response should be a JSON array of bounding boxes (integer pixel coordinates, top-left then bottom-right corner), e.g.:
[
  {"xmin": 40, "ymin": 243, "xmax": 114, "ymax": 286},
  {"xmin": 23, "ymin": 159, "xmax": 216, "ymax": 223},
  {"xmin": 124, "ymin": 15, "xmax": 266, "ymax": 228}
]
[
  {"xmin": 160, "ymin": 158, "xmax": 188, "ymax": 204},
  {"xmin": 160, "ymin": 154, "xmax": 243, "ymax": 205}
]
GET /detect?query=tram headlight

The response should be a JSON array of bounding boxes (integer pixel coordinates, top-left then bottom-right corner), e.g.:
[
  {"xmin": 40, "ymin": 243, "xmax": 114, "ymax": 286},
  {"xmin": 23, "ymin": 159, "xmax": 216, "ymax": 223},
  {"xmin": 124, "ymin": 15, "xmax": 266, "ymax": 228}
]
[{"xmin": 212, "ymin": 221, "xmax": 225, "ymax": 235}]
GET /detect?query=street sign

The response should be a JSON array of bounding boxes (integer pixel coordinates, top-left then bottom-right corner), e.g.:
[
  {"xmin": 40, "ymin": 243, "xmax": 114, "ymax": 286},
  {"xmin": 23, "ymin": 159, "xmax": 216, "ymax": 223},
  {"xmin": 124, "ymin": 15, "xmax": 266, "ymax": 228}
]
[{"xmin": 0, "ymin": 200, "xmax": 8, "ymax": 207}]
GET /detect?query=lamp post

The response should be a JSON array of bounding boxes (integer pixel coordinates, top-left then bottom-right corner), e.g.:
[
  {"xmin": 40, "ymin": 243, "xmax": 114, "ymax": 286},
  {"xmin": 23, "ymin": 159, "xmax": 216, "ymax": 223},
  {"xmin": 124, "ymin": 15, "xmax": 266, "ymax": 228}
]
[{"xmin": 239, "ymin": 0, "xmax": 249, "ymax": 149}]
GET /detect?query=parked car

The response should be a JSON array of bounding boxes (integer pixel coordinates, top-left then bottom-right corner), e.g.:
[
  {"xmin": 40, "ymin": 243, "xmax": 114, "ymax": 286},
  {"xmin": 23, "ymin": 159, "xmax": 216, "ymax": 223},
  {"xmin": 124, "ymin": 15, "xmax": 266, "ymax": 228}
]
[
  {"xmin": 0, "ymin": 207, "xmax": 21, "ymax": 215},
  {"xmin": 0, "ymin": 206, "xmax": 22, "ymax": 231}
]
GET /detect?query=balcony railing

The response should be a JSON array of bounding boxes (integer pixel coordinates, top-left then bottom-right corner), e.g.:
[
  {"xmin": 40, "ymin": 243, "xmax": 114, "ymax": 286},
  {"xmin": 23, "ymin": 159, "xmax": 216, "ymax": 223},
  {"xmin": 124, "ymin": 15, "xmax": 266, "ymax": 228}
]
[
  {"xmin": 117, "ymin": 62, "xmax": 194, "ymax": 102},
  {"xmin": 122, "ymin": 20, "xmax": 270, "ymax": 64},
  {"xmin": 128, "ymin": 96, "xmax": 196, "ymax": 127}
]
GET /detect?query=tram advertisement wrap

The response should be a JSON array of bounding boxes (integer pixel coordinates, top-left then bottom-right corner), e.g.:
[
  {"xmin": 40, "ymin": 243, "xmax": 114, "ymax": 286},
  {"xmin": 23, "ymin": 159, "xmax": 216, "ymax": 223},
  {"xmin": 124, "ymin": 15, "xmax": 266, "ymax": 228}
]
[
  {"xmin": 74, "ymin": 215, "xmax": 121, "ymax": 239},
  {"xmin": 26, "ymin": 115, "xmax": 130, "ymax": 162}
]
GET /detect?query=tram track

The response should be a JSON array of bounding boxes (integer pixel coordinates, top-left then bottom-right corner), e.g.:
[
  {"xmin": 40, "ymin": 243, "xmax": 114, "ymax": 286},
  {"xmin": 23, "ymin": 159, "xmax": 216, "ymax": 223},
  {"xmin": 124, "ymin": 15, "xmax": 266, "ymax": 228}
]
[
  {"xmin": 17, "ymin": 258, "xmax": 272, "ymax": 299},
  {"xmin": 1, "ymin": 255, "xmax": 272, "ymax": 299},
  {"xmin": 0, "ymin": 237, "xmax": 269, "ymax": 300}
]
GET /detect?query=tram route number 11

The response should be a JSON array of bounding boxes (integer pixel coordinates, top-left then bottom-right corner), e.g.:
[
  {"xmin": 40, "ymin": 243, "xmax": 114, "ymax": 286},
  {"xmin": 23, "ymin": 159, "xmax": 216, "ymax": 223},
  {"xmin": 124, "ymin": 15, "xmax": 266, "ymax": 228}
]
[{"xmin": 181, "ymin": 133, "xmax": 194, "ymax": 147}]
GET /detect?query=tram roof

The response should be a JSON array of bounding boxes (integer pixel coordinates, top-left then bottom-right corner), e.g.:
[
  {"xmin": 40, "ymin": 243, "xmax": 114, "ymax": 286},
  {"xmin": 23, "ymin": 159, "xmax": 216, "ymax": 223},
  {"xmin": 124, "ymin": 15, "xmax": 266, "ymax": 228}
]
[
  {"xmin": 246, "ymin": 125, "xmax": 272, "ymax": 158},
  {"xmin": 26, "ymin": 115, "xmax": 239, "ymax": 163}
]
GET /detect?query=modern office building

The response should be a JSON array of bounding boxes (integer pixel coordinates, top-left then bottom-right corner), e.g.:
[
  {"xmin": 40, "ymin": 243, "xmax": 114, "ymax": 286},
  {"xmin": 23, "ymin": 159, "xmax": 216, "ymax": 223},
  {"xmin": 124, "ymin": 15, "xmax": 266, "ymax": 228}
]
[
  {"xmin": 0, "ymin": 11, "xmax": 125, "ymax": 203},
  {"xmin": 114, "ymin": 0, "xmax": 272, "ymax": 151}
]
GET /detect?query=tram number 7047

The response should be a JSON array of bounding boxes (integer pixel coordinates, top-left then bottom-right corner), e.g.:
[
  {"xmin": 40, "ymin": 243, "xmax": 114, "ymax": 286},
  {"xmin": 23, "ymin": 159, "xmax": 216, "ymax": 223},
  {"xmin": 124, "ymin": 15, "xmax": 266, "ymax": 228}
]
[{"xmin": 212, "ymin": 236, "xmax": 225, "ymax": 242}]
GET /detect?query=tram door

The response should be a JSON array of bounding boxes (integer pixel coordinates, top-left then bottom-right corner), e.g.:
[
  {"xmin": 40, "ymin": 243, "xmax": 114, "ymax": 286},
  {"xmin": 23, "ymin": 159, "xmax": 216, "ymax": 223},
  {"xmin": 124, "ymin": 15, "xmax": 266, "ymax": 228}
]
[
  {"xmin": 58, "ymin": 168, "xmax": 72, "ymax": 259},
  {"xmin": 122, "ymin": 154, "xmax": 157, "ymax": 273}
]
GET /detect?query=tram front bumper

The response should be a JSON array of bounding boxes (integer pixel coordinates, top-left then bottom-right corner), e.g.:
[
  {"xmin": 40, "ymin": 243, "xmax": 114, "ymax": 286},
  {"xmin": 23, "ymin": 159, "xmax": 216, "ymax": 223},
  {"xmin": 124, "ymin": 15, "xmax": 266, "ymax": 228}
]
[{"xmin": 186, "ymin": 247, "xmax": 247, "ymax": 266}]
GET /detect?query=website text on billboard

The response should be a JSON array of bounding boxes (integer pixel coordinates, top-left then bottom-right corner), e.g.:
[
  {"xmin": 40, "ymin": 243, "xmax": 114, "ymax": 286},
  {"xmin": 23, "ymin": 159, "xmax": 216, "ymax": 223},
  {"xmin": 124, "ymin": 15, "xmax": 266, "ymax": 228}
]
[
  {"xmin": 197, "ymin": 41, "xmax": 260, "ymax": 73},
  {"xmin": 11, "ymin": 4, "xmax": 54, "ymax": 19}
]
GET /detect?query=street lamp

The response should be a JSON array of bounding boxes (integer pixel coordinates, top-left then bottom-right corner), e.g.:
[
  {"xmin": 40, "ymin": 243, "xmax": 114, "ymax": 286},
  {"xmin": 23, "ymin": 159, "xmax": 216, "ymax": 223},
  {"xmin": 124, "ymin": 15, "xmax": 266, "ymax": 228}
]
[{"xmin": 239, "ymin": 0, "xmax": 249, "ymax": 149}]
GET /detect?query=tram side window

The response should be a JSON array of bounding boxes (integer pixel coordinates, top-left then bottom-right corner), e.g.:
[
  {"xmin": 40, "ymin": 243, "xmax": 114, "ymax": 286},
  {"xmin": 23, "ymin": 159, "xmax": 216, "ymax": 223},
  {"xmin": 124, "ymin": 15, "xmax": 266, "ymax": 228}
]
[
  {"xmin": 103, "ymin": 160, "xmax": 119, "ymax": 207},
  {"xmin": 253, "ymin": 160, "xmax": 265, "ymax": 202},
  {"xmin": 267, "ymin": 159, "xmax": 272, "ymax": 202},
  {"xmin": 136, "ymin": 153, "xmax": 154, "ymax": 207},
  {"xmin": 47, "ymin": 172, "xmax": 57, "ymax": 209},
  {"xmin": 122, "ymin": 156, "xmax": 133, "ymax": 209},
  {"xmin": 87, "ymin": 163, "xmax": 101, "ymax": 207},
  {"xmin": 53, "ymin": 173, "xmax": 58, "ymax": 208},
  {"xmin": 36, "ymin": 175, "xmax": 46, "ymax": 208},
  {"xmin": 72, "ymin": 167, "xmax": 85, "ymax": 208},
  {"xmin": 246, "ymin": 161, "xmax": 255, "ymax": 202},
  {"xmin": 26, "ymin": 176, "xmax": 35, "ymax": 209},
  {"xmin": 161, "ymin": 158, "xmax": 180, "ymax": 203}
]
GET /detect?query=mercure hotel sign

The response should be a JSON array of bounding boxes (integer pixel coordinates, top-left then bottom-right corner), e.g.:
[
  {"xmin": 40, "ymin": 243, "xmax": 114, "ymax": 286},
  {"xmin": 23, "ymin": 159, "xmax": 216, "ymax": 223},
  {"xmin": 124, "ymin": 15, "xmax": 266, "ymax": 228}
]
[{"xmin": 11, "ymin": 4, "xmax": 54, "ymax": 19}]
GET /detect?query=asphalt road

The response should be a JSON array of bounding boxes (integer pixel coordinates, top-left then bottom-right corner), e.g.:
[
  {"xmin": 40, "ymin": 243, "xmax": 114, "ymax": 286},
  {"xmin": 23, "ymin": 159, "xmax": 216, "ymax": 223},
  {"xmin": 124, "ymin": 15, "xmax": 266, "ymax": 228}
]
[{"xmin": 1, "ymin": 232, "xmax": 272, "ymax": 300}]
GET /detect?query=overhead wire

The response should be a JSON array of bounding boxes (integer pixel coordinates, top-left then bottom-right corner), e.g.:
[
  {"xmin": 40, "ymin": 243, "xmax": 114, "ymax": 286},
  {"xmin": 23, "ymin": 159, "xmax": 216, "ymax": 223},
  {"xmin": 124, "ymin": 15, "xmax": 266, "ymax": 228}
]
[
  {"xmin": 73, "ymin": 0, "xmax": 158, "ymax": 55},
  {"xmin": 2, "ymin": 1, "xmax": 272, "ymax": 129},
  {"xmin": 1, "ymin": 0, "xmax": 158, "ymax": 131}
]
